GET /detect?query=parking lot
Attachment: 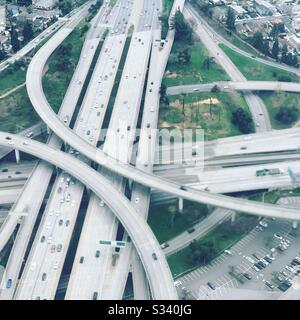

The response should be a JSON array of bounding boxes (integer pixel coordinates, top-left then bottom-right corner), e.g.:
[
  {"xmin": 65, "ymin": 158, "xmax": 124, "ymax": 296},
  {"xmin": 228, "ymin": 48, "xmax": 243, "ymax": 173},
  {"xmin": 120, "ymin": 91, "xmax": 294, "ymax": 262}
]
[{"xmin": 177, "ymin": 197, "xmax": 300, "ymax": 299}]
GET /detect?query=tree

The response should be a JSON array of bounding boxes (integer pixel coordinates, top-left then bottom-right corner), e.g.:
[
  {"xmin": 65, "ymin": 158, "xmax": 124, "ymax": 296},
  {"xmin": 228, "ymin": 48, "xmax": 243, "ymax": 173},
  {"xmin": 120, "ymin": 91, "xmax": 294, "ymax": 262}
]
[
  {"xmin": 202, "ymin": 56, "xmax": 215, "ymax": 70},
  {"xmin": 271, "ymin": 38, "xmax": 279, "ymax": 60},
  {"xmin": 181, "ymin": 93, "xmax": 186, "ymax": 116},
  {"xmin": 23, "ymin": 22, "xmax": 33, "ymax": 43},
  {"xmin": 177, "ymin": 48, "xmax": 191, "ymax": 65},
  {"xmin": 226, "ymin": 7, "xmax": 236, "ymax": 31},
  {"xmin": 188, "ymin": 240, "xmax": 216, "ymax": 266},
  {"xmin": 275, "ymin": 106, "xmax": 298, "ymax": 125},
  {"xmin": 281, "ymin": 44, "xmax": 288, "ymax": 63},
  {"xmin": 58, "ymin": 0, "xmax": 73, "ymax": 16},
  {"xmin": 0, "ymin": 48, "xmax": 6, "ymax": 61},
  {"xmin": 211, "ymin": 85, "xmax": 220, "ymax": 93},
  {"xmin": 170, "ymin": 10, "xmax": 193, "ymax": 43},
  {"xmin": 11, "ymin": 28, "xmax": 20, "ymax": 52},
  {"xmin": 231, "ymin": 108, "xmax": 254, "ymax": 134}
]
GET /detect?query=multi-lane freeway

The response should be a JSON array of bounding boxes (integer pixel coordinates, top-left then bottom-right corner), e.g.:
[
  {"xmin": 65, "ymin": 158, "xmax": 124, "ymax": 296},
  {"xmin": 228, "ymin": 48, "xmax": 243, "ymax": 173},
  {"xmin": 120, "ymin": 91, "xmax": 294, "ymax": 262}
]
[{"xmin": 1, "ymin": 0, "xmax": 300, "ymax": 301}]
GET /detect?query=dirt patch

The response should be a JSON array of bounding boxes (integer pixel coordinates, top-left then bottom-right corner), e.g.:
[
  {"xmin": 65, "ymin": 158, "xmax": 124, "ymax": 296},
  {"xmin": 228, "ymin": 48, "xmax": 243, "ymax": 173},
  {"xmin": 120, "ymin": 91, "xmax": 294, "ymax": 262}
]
[{"xmin": 165, "ymin": 70, "xmax": 177, "ymax": 78}]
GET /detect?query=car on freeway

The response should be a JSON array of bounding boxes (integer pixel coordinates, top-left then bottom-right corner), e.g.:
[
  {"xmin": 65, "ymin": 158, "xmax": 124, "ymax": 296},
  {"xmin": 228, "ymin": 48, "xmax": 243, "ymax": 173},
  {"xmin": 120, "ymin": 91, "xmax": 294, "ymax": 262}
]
[
  {"xmin": 180, "ymin": 185, "xmax": 187, "ymax": 191},
  {"xmin": 161, "ymin": 243, "xmax": 169, "ymax": 249},
  {"xmin": 47, "ymin": 236, "xmax": 52, "ymax": 244},
  {"xmin": 53, "ymin": 262, "xmax": 58, "ymax": 270},
  {"xmin": 30, "ymin": 262, "xmax": 37, "ymax": 271},
  {"xmin": 41, "ymin": 235, "xmax": 46, "ymax": 243},
  {"xmin": 57, "ymin": 244, "xmax": 62, "ymax": 252},
  {"xmin": 6, "ymin": 279, "xmax": 12, "ymax": 289},
  {"xmin": 50, "ymin": 245, "xmax": 56, "ymax": 253},
  {"xmin": 80, "ymin": 256, "xmax": 84, "ymax": 264},
  {"xmin": 99, "ymin": 200, "xmax": 104, "ymax": 207},
  {"xmin": 187, "ymin": 228, "xmax": 195, "ymax": 234},
  {"xmin": 152, "ymin": 253, "xmax": 158, "ymax": 261},
  {"xmin": 42, "ymin": 273, "xmax": 47, "ymax": 281},
  {"xmin": 95, "ymin": 250, "xmax": 100, "ymax": 258},
  {"xmin": 65, "ymin": 220, "xmax": 70, "ymax": 227},
  {"xmin": 207, "ymin": 282, "xmax": 216, "ymax": 290}
]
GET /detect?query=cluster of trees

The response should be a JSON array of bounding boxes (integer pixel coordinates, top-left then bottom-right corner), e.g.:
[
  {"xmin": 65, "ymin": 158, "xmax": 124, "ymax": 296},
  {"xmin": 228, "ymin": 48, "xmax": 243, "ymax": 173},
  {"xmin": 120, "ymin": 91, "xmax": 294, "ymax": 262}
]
[
  {"xmin": 188, "ymin": 240, "xmax": 217, "ymax": 266},
  {"xmin": 87, "ymin": 0, "xmax": 103, "ymax": 20},
  {"xmin": 226, "ymin": 7, "xmax": 236, "ymax": 31},
  {"xmin": 231, "ymin": 108, "xmax": 254, "ymax": 134},
  {"xmin": 250, "ymin": 31, "xmax": 298, "ymax": 67},
  {"xmin": 159, "ymin": 83, "xmax": 169, "ymax": 108},
  {"xmin": 275, "ymin": 106, "xmax": 299, "ymax": 125},
  {"xmin": 54, "ymin": 43, "xmax": 73, "ymax": 71},
  {"xmin": 58, "ymin": 0, "xmax": 73, "ymax": 16},
  {"xmin": 169, "ymin": 47, "xmax": 191, "ymax": 65},
  {"xmin": 170, "ymin": 10, "xmax": 193, "ymax": 44},
  {"xmin": 6, "ymin": 0, "xmax": 32, "ymax": 6}
]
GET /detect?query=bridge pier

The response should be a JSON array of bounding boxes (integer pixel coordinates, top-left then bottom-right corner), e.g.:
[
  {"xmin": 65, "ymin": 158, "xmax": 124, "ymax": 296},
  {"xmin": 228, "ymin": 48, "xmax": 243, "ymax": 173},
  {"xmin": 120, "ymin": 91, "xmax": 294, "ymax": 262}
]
[
  {"xmin": 292, "ymin": 221, "xmax": 298, "ymax": 229},
  {"xmin": 46, "ymin": 125, "xmax": 51, "ymax": 135},
  {"xmin": 178, "ymin": 197, "xmax": 183, "ymax": 213},
  {"xmin": 15, "ymin": 149, "xmax": 20, "ymax": 164},
  {"xmin": 231, "ymin": 212, "xmax": 236, "ymax": 223}
]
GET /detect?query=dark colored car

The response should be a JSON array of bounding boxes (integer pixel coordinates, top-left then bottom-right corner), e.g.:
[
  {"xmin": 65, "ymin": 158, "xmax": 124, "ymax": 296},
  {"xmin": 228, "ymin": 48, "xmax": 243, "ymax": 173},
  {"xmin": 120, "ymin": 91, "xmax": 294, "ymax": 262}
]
[
  {"xmin": 207, "ymin": 282, "xmax": 216, "ymax": 290},
  {"xmin": 6, "ymin": 279, "xmax": 12, "ymax": 289},
  {"xmin": 80, "ymin": 256, "xmax": 84, "ymax": 264},
  {"xmin": 243, "ymin": 273, "xmax": 252, "ymax": 280},
  {"xmin": 187, "ymin": 228, "xmax": 195, "ymax": 234},
  {"xmin": 152, "ymin": 253, "xmax": 158, "ymax": 260},
  {"xmin": 95, "ymin": 250, "xmax": 100, "ymax": 258},
  {"xmin": 93, "ymin": 292, "xmax": 98, "ymax": 300}
]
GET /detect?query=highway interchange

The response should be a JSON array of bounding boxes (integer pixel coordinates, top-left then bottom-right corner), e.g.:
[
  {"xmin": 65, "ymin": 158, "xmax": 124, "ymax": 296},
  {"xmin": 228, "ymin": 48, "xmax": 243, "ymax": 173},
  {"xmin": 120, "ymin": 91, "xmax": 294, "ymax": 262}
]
[{"xmin": 1, "ymin": 0, "xmax": 300, "ymax": 300}]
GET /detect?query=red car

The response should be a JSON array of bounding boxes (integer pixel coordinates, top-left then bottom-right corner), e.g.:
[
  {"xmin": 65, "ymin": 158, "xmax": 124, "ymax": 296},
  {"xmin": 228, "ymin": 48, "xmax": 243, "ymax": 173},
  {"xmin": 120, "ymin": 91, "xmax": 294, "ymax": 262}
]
[{"xmin": 50, "ymin": 245, "xmax": 56, "ymax": 253}]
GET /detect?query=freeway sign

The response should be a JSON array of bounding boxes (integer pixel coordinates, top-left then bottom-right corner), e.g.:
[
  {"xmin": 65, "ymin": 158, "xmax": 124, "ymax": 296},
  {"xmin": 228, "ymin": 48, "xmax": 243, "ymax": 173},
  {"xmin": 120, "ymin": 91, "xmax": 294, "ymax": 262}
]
[{"xmin": 99, "ymin": 240, "xmax": 126, "ymax": 248}]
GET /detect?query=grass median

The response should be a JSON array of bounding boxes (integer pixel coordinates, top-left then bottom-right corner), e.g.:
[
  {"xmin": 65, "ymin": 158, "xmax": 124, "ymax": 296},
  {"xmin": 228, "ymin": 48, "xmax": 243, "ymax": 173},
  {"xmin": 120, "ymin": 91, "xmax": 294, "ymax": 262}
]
[{"xmin": 159, "ymin": 91, "xmax": 251, "ymax": 140}]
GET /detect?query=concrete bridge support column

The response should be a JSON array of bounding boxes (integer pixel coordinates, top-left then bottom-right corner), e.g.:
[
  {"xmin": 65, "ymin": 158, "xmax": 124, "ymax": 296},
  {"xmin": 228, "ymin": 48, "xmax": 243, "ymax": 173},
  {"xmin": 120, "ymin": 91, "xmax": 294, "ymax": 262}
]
[
  {"xmin": 46, "ymin": 125, "xmax": 51, "ymax": 135},
  {"xmin": 15, "ymin": 149, "xmax": 20, "ymax": 164},
  {"xmin": 292, "ymin": 221, "xmax": 298, "ymax": 229},
  {"xmin": 178, "ymin": 197, "xmax": 184, "ymax": 213},
  {"xmin": 231, "ymin": 212, "xmax": 236, "ymax": 223}
]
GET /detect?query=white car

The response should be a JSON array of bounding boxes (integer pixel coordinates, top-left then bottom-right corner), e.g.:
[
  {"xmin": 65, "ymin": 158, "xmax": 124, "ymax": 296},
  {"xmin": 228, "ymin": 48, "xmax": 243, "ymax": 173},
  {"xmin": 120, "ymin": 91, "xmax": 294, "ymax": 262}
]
[
  {"xmin": 274, "ymin": 233, "xmax": 283, "ymax": 240},
  {"xmin": 99, "ymin": 200, "xmax": 104, "ymax": 207},
  {"xmin": 259, "ymin": 221, "xmax": 268, "ymax": 228},
  {"xmin": 245, "ymin": 256, "xmax": 255, "ymax": 263},
  {"xmin": 285, "ymin": 265, "xmax": 294, "ymax": 273},
  {"xmin": 47, "ymin": 236, "xmax": 52, "ymax": 244},
  {"xmin": 224, "ymin": 250, "xmax": 232, "ymax": 255},
  {"xmin": 30, "ymin": 262, "xmax": 37, "ymax": 271},
  {"xmin": 174, "ymin": 280, "xmax": 182, "ymax": 287},
  {"xmin": 53, "ymin": 262, "xmax": 58, "ymax": 270}
]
